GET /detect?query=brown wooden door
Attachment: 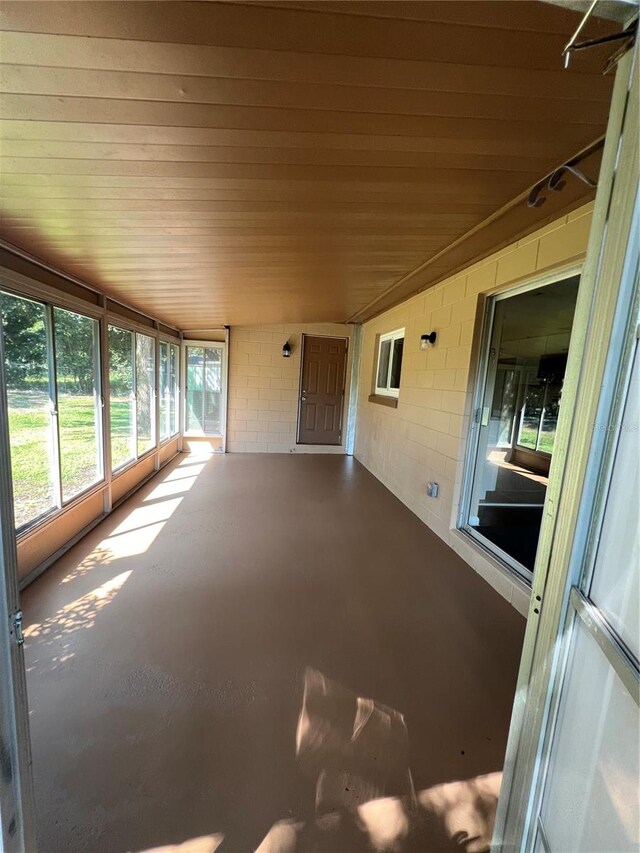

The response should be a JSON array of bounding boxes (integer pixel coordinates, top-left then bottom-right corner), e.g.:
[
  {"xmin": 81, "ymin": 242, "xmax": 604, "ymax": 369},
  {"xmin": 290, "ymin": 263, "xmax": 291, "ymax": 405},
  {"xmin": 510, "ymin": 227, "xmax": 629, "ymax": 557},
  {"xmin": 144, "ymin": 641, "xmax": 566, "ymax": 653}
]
[{"xmin": 297, "ymin": 335, "xmax": 347, "ymax": 445}]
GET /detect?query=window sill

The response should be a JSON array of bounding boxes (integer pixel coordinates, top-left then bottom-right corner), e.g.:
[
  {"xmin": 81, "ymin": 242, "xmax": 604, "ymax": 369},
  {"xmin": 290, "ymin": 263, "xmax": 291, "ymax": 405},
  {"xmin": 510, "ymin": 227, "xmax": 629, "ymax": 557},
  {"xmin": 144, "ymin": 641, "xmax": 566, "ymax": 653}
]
[
  {"xmin": 368, "ymin": 394, "xmax": 398, "ymax": 408},
  {"xmin": 16, "ymin": 479, "xmax": 107, "ymax": 543},
  {"xmin": 159, "ymin": 433, "xmax": 180, "ymax": 446},
  {"xmin": 112, "ymin": 446, "xmax": 157, "ymax": 479},
  {"xmin": 459, "ymin": 526, "xmax": 533, "ymax": 586}
]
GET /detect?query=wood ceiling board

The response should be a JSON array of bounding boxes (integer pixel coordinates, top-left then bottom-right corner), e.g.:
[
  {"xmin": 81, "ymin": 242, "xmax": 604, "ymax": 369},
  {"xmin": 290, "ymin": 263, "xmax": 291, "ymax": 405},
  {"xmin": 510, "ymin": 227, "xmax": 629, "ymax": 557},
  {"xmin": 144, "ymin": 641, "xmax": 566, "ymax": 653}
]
[
  {"xmin": 64, "ymin": 259, "xmax": 417, "ymax": 273},
  {"xmin": 0, "ymin": 1, "xmax": 611, "ymax": 327},
  {"xmin": 244, "ymin": 1, "xmax": 611, "ymax": 33},
  {"xmin": 1, "ymin": 223, "xmax": 478, "ymax": 237},
  {"xmin": 0, "ymin": 183, "xmax": 514, "ymax": 209},
  {"xmin": 6, "ymin": 228, "xmax": 461, "ymax": 241},
  {"xmin": 1, "ymin": 242, "xmax": 454, "ymax": 256},
  {"xmin": 0, "ymin": 96, "xmax": 606, "ymax": 149},
  {"xmin": 0, "ymin": 189, "xmax": 537, "ymax": 210},
  {"xmin": 0, "ymin": 66, "xmax": 609, "ymax": 127},
  {"xmin": 0, "ymin": 240, "xmax": 463, "ymax": 259},
  {"xmin": 0, "ymin": 32, "xmax": 613, "ymax": 102},
  {"xmin": 350, "ymin": 153, "xmax": 602, "ymax": 323},
  {"xmin": 0, "ymin": 1, "xmax": 606, "ymax": 71},
  {"xmin": 1, "ymin": 208, "xmax": 497, "ymax": 222},
  {"xmin": 0, "ymin": 157, "xmax": 544, "ymax": 189},
  {"xmin": 50, "ymin": 249, "xmax": 446, "ymax": 264},
  {"xmin": 0, "ymin": 142, "xmax": 559, "ymax": 173},
  {"xmin": 0, "ymin": 122, "xmax": 605, "ymax": 158}
]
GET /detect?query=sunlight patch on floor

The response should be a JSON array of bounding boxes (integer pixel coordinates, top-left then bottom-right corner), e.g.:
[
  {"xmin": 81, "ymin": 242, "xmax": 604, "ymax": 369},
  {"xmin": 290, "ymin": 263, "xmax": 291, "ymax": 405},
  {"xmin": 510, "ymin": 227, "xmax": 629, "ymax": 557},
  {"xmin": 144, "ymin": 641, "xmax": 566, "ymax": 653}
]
[{"xmin": 26, "ymin": 570, "xmax": 132, "ymax": 641}]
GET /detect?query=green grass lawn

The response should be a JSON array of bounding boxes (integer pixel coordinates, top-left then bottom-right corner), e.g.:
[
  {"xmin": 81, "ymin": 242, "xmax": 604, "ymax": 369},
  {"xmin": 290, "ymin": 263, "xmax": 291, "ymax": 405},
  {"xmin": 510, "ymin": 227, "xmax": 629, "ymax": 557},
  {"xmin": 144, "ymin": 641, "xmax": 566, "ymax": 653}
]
[
  {"xmin": 110, "ymin": 396, "xmax": 136, "ymax": 471},
  {"xmin": 518, "ymin": 425, "xmax": 556, "ymax": 454},
  {"xmin": 7, "ymin": 390, "xmax": 56, "ymax": 528},
  {"xmin": 8, "ymin": 390, "xmax": 134, "ymax": 528}
]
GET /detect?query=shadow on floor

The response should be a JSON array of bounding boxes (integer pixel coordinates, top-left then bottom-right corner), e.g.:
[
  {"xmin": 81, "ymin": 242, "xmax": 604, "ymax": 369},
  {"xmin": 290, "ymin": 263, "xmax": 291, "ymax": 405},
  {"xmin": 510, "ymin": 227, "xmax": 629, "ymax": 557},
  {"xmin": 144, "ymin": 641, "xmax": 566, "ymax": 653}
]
[{"xmin": 22, "ymin": 453, "xmax": 525, "ymax": 852}]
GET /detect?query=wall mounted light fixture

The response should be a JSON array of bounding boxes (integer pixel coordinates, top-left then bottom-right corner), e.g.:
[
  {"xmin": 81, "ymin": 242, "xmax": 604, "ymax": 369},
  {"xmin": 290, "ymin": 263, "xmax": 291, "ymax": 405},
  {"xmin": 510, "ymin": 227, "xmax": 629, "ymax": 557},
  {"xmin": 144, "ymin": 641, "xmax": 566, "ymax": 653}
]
[
  {"xmin": 282, "ymin": 341, "xmax": 292, "ymax": 358},
  {"xmin": 420, "ymin": 332, "xmax": 437, "ymax": 350}
]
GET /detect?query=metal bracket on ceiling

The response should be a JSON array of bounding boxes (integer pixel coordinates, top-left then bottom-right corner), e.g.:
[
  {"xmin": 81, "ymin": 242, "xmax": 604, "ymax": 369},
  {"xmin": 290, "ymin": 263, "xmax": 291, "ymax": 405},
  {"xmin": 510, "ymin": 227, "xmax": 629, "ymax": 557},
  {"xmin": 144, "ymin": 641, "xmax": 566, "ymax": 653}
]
[
  {"xmin": 527, "ymin": 138, "xmax": 605, "ymax": 208},
  {"xmin": 562, "ymin": 0, "xmax": 638, "ymax": 70}
]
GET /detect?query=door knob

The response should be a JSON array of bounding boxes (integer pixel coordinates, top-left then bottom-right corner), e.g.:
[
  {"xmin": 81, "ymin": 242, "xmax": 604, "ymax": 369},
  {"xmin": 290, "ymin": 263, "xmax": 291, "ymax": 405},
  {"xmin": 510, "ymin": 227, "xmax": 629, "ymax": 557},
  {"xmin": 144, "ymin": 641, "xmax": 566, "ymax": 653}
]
[{"xmin": 301, "ymin": 396, "xmax": 306, "ymax": 401}]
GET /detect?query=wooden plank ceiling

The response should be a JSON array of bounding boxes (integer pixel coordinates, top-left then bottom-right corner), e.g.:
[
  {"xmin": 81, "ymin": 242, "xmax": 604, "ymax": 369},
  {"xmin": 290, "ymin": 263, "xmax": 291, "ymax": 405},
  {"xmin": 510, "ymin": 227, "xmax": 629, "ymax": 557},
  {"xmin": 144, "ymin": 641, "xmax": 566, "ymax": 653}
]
[{"xmin": 0, "ymin": 1, "xmax": 614, "ymax": 328}]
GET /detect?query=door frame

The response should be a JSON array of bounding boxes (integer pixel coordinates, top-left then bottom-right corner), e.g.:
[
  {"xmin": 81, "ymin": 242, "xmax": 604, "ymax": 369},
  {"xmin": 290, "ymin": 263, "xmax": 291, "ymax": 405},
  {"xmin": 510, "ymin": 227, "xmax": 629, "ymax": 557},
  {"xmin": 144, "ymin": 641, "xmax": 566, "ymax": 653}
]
[
  {"xmin": 457, "ymin": 264, "xmax": 583, "ymax": 584},
  {"xmin": 296, "ymin": 333, "xmax": 349, "ymax": 447},
  {"xmin": 0, "ymin": 317, "xmax": 37, "ymax": 850},
  {"xmin": 181, "ymin": 339, "xmax": 228, "ymax": 445},
  {"xmin": 492, "ymin": 44, "xmax": 638, "ymax": 852}
]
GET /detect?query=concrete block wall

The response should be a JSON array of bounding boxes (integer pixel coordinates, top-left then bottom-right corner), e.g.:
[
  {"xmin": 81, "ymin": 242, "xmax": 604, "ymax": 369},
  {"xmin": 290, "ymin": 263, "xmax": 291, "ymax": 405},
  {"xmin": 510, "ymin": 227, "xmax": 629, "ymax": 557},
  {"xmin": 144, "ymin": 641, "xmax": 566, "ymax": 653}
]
[
  {"xmin": 227, "ymin": 323, "xmax": 353, "ymax": 453},
  {"xmin": 354, "ymin": 202, "xmax": 594, "ymax": 614}
]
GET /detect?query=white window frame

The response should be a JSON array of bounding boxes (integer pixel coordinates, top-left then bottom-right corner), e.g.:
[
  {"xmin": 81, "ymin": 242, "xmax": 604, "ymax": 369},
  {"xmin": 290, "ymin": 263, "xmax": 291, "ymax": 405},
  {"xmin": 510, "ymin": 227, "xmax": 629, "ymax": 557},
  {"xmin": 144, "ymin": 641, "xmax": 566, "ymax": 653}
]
[
  {"xmin": 107, "ymin": 322, "xmax": 159, "ymax": 474},
  {"xmin": 181, "ymin": 340, "xmax": 227, "ymax": 439},
  {"xmin": 158, "ymin": 338, "xmax": 180, "ymax": 445},
  {"xmin": 374, "ymin": 327, "xmax": 404, "ymax": 398},
  {"xmin": 494, "ymin": 42, "xmax": 638, "ymax": 849}
]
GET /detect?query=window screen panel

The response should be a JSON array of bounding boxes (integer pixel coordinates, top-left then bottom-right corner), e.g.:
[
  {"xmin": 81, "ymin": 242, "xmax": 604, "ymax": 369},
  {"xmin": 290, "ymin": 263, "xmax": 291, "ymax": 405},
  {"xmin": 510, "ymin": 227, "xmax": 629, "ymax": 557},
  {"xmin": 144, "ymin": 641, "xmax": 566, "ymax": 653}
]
[
  {"xmin": 136, "ymin": 333, "xmax": 156, "ymax": 456},
  {"xmin": 390, "ymin": 337, "xmax": 404, "ymax": 389},
  {"xmin": 108, "ymin": 325, "xmax": 135, "ymax": 470},
  {"xmin": 1, "ymin": 291, "xmax": 57, "ymax": 527},
  {"xmin": 54, "ymin": 307, "xmax": 102, "ymax": 501},
  {"xmin": 377, "ymin": 339, "xmax": 391, "ymax": 389}
]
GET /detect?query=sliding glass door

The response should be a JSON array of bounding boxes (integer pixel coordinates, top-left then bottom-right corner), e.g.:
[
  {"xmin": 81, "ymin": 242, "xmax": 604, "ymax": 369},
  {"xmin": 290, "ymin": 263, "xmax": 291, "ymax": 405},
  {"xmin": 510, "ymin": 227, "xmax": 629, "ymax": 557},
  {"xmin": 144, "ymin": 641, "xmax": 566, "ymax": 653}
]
[
  {"xmin": 1, "ymin": 299, "xmax": 182, "ymax": 533},
  {"xmin": 532, "ymin": 188, "xmax": 639, "ymax": 853},
  {"xmin": 0, "ymin": 291, "xmax": 103, "ymax": 531},
  {"xmin": 107, "ymin": 325, "xmax": 136, "ymax": 471},
  {"xmin": 54, "ymin": 307, "xmax": 102, "ymax": 502},
  {"xmin": 185, "ymin": 344, "xmax": 223, "ymax": 436},
  {"xmin": 159, "ymin": 341, "xmax": 180, "ymax": 443},
  {"xmin": 108, "ymin": 326, "xmax": 181, "ymax": 469},
  {"xmin": 494, "ymin": 47, "xmax": 638, "ymax": 850},
  {"xmin": 0, "ymin": 292, "xmax": 56, "ymax": 528},
  {"xmin": 135, "ymin": 333, "xmax": 155, "ymax": 457},
  {"xmin": 460, "ymin": 274, "xmax": 580, "ymax": 577}
]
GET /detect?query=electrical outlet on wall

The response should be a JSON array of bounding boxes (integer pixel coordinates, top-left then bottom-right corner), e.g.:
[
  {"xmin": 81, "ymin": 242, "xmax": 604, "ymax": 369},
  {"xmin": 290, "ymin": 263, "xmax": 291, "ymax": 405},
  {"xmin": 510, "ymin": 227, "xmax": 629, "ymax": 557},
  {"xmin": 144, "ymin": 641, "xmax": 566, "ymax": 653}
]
[{"xmin": 427, "ymin": 482, "xmax": 439, "ymax": 498}]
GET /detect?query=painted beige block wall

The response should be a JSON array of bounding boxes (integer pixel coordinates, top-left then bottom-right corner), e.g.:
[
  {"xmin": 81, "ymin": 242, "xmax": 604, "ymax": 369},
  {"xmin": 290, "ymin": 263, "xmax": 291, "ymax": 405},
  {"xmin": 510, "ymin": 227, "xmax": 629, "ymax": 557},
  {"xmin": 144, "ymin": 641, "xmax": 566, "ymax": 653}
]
[
  {"xmin": 354, "ymin": 202, "xmax": 594, "ymax": 615},
  {"xmin": 227, "ymin": 323, "xmax": 353, "ymax": 453}
]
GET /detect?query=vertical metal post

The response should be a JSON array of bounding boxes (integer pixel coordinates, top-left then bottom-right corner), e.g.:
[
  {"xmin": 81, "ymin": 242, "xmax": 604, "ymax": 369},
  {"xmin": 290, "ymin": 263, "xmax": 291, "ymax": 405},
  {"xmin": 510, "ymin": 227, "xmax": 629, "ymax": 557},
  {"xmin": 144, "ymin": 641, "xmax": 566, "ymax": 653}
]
[
  {"xmin": 92, "ymin": 316, "xmax": 103, "ymax": 486},
  {"xmin": 345, "ymin": 323, "xmax": 361, "ymax": 456},
  {"xmin": 0, "ymin": 317, "xmax": 37, "ymax": 852},
  {"xmin": 178, "ymin": 334, "xmax": 184, "ymax": 453},
  {"xmin": 180, "ymin": 339, "xmax": 187, "ymax": 451},
  {"xmin": 45, "ymin": 304, "xmax": 62, "ymax": 507},
  {"xmin": 101, "ymin": 305, "xmax": 113, "ymax": 513},
  {"xmin": 153, "ymin": 329, "xmax": 160, "ymax": 471},
  {"xmin": 222, "ymin": 327, "xmax": 230, "ymax": 453},
  {"xmin": 131, "ymin": 331, "xmax": 138, "ymax": 461}
]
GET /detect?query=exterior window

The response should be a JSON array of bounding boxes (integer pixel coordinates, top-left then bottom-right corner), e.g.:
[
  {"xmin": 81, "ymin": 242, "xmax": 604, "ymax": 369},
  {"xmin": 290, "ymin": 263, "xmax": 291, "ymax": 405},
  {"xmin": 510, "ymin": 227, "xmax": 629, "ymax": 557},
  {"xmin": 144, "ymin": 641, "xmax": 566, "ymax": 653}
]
[
  {"xmin": 460, "ymin": 275, "xmax": 579, "ymax": 578},
  {"xmin": 170, "ymin": 343, "xmax": 179, "ymax": 436},
  {"xmin": 1, "ymin": 291, "xmax": 57, "ymax": 528},
  {"xmin": 375, "ymin": 328, "xmax": 404, "ymax": 397},
  {"xmin": 135, "ymin": 334, "xmax": 155, "ymax": 457},
  {"xmin": 185, "ymin": 345, "xmax": 222, "ymax": 435},
  {"xmin": 159, "ymin": 342, "xmax": 170, "ymax": 442},
  {"xmin": 53, "ymin": 307, "xmax": 102, "ymax": 501},
  {"xmin": 108, "ymin": 325, "xmax": 160, "ymax": 469},
  {"xmin": 108, "ymin": 325, "xmax": 135, "ymax": 471},
  {"xmin": 516, "ymin": 361, "xmax": 565, "ymax": 455},
  {"xmin": 159, "ymin": 341, "xmax": 180, "ymax": 442},
  {"xmin": 1, "ymin": 291, "xmax": 104, "ymax": 531}
]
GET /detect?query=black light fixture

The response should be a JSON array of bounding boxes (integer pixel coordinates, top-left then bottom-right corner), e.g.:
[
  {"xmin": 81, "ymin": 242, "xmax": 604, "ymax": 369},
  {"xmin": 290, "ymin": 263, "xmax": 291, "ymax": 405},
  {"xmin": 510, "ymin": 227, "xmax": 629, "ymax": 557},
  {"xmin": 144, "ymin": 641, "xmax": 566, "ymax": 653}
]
[
  {"xmin": 420, "ymin": 331, "xmax": 437, "ymax": 350},
  {"xmin": 282, "ymin": 340, "xmax": 292, "ymax": 358}
]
